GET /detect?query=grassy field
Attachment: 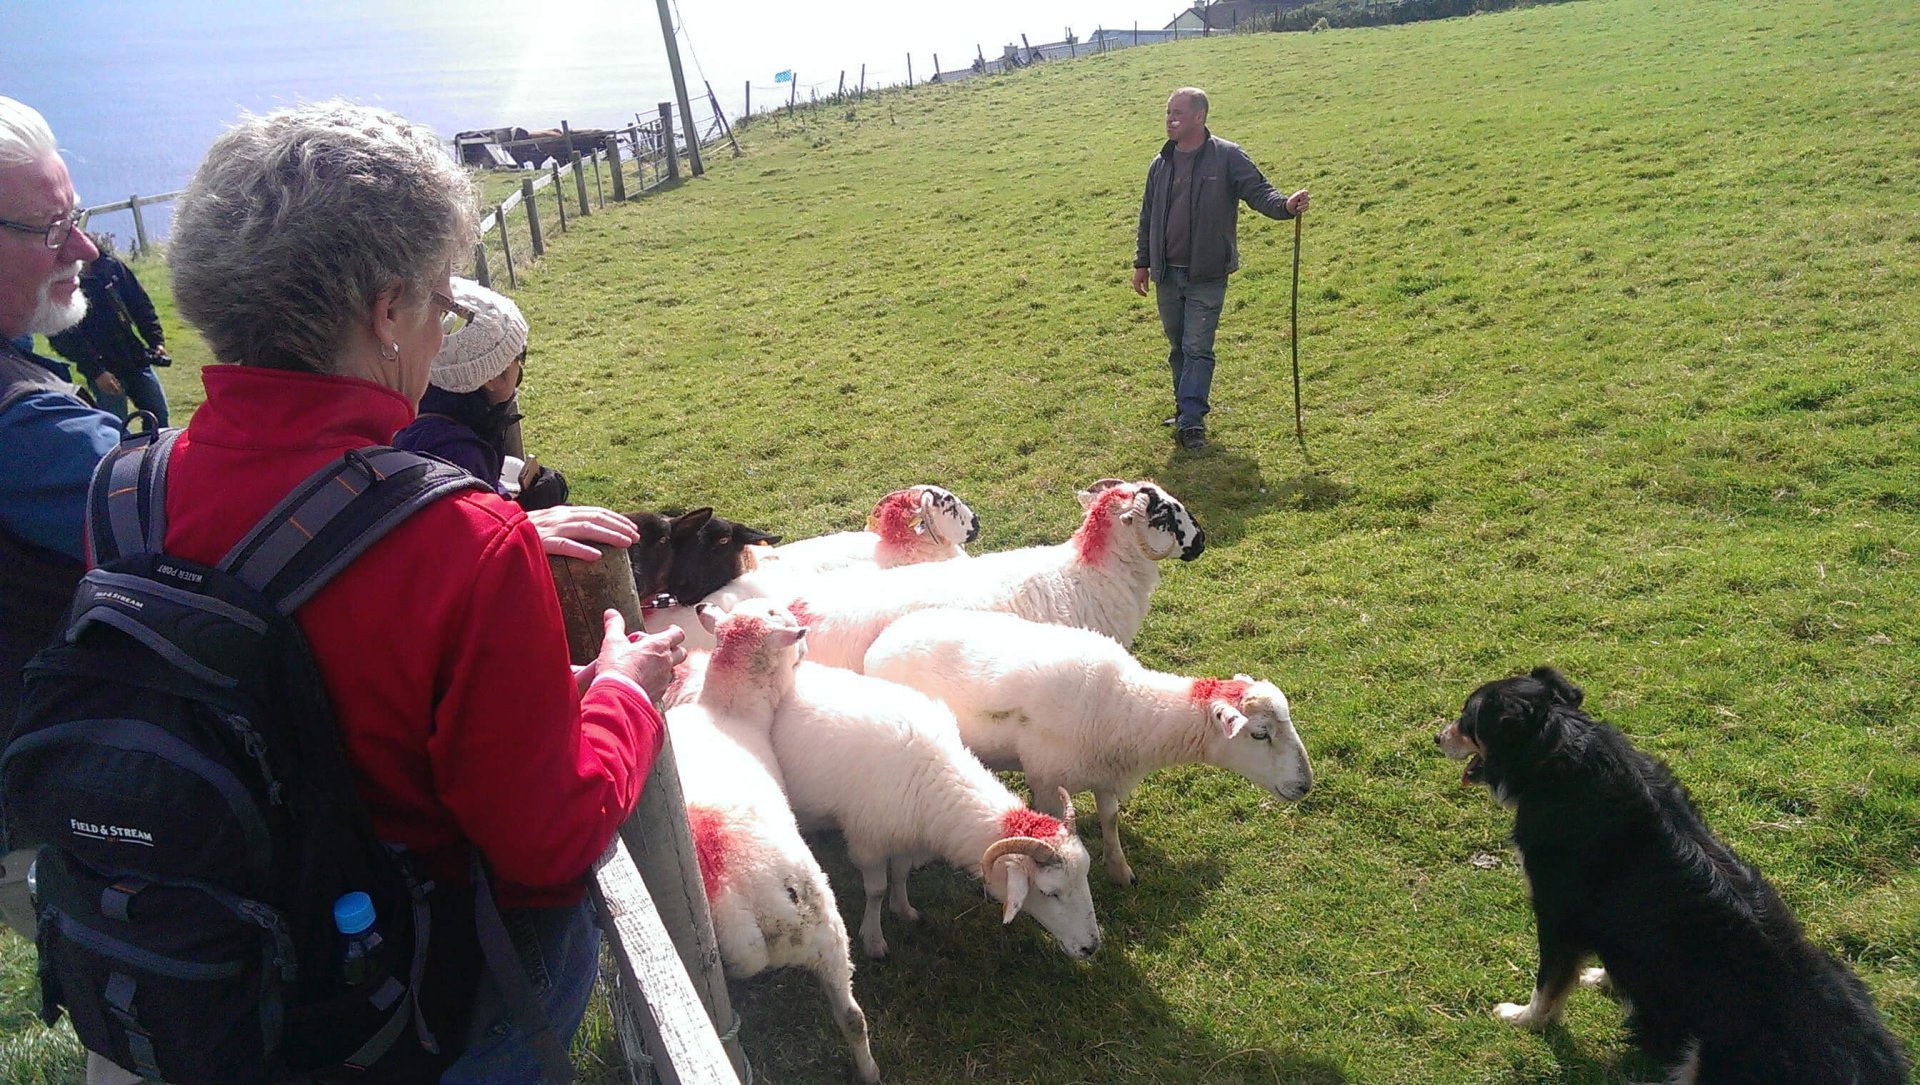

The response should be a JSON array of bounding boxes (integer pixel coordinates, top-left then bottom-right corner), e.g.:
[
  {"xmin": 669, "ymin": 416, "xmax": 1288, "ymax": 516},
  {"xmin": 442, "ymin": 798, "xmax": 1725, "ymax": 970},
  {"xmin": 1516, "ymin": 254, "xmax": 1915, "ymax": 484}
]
[{"xmin": 6, "ymin": 0, "xmax": 1918, "ymax": 1081}]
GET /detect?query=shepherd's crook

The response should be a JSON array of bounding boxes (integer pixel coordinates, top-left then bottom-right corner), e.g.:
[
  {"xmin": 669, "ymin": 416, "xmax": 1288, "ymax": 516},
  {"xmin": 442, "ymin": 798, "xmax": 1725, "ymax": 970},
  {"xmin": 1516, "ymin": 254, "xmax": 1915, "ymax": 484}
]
[{"xmin": 1290, "ymin": 212, "xmax": 1305, "ymax": 453}]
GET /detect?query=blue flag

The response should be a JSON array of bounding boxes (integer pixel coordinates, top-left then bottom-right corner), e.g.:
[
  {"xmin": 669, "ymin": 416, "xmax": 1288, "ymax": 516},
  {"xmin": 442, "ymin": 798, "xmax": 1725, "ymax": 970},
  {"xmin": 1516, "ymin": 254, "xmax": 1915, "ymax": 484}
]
[{"xmin": 774, "ymin": 70, "xmax": 794, "ymax": 83}]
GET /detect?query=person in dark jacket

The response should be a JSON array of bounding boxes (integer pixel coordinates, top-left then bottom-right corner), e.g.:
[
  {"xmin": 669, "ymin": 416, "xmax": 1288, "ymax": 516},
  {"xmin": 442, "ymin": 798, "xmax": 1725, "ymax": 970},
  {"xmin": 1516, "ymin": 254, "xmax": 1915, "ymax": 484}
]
[
  {"xmin": 47, "ymin": 233, "xmax": 171, "ymax": 426},
  {"xmin": 1132, "ymin": 87, "xmax": 1309, "ymax": 451},
  {"xmin": 394, "ymin": 277, "xmax": 571, "ymax": 511},
  {"xmin": 0, "ymin": 96, "xmax": 123, "ymax": 960}
]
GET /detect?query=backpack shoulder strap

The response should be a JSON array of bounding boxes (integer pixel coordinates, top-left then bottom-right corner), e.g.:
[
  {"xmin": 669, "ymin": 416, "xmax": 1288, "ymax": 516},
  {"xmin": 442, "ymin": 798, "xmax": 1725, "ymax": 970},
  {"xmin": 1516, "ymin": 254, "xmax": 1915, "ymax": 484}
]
[
  {"xmin": 218, "ymin": 447, "xmax": 488, "ymax": 614},
  {"xmin": 86, "ymin": 428, "xmax": 180, "ymax": 564}
]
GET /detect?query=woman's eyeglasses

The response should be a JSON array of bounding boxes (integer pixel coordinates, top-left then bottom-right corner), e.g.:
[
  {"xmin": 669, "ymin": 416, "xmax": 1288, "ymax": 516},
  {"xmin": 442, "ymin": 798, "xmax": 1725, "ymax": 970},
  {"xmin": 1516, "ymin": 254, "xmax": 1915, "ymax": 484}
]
[
  {"xmin": 0, "ymin": 207, "xmax": 90, "ymax": 250},
  {"xmin": 430, "ymin": 289, "xmax": 476, "ymax": 334}
]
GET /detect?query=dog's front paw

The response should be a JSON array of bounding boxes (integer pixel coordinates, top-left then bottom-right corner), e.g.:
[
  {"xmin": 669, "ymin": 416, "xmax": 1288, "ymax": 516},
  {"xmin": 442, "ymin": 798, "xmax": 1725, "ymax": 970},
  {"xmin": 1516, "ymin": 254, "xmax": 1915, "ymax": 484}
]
[{"xmin": 1495, "ymin": 1001, "xmax": 1549, "ymax": 1029}]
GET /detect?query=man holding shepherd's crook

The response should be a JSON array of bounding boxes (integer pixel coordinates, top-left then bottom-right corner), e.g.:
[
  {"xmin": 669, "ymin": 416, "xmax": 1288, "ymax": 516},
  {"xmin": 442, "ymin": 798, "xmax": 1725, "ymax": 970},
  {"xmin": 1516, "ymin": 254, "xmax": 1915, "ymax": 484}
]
[{"xmin": 1133, "ymin": 87, "xmax": 1309, "ymax": 452}]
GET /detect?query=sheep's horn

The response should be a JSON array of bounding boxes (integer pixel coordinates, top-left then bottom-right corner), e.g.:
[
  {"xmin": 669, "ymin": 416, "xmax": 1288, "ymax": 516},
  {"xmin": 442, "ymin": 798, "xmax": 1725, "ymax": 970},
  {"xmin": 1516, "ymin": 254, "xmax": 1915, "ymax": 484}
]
[
  {"xmin": 980, "ymin": 835, "xmax": 1058, "ymax": 873},
  {"xmin": 1082, "ymin": 478, "xmax": 1127, "ymax": 494},
  {"xmin": 1056, "ymin": 787, "xmax": 1076, "ymax": 834}
]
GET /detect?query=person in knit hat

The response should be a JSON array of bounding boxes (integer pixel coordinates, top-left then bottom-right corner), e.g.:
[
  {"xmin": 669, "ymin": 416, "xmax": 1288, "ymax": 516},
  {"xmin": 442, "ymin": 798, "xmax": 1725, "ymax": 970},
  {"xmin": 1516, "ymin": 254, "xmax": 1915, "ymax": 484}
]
[{"xmin": 394, "ymin": 277, "xmax": 569, "ymax": 509}]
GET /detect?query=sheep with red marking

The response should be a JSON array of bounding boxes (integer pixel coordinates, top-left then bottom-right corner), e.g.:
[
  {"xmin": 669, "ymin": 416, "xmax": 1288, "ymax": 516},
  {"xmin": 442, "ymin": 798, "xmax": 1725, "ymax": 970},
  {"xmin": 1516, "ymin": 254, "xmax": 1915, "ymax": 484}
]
[
  {"xmin": 667, "ymin": 601, "xmax": 879, "ymax": 1083},
  {"xmin": 769, "ymin": 662, "xmax": 1102, "ymax": 962},
  {"xmin": 865, "ymin": 609, "xmax": 1313, "ymax": 886},
  {"xmin": 759, "ymin": 484, "xmax": 980, "ymax": 576},
  {"xmin": 773, "ymin": 478, "xmax": 1203, "ymax": 670}
]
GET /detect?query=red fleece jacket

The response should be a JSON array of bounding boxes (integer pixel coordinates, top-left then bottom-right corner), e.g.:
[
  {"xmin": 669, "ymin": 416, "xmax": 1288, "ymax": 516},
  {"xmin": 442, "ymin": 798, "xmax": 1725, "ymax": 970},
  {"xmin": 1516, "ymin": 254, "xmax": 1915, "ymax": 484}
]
[{"xmin": 159, "ymin": 366, "xmax": 662, "ymax": 907}]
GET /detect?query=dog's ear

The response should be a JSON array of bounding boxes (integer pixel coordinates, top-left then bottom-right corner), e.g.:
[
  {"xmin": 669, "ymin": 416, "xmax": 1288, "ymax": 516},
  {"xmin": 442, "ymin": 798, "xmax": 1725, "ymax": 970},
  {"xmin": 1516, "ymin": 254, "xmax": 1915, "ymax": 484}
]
[
  {"xmin": 1529, "ymin": 667, "xmax": 1584, "ymax": 709},
  {"xmin": 670, "ymin": 508, "xmax": 715, "ymax": 538}
]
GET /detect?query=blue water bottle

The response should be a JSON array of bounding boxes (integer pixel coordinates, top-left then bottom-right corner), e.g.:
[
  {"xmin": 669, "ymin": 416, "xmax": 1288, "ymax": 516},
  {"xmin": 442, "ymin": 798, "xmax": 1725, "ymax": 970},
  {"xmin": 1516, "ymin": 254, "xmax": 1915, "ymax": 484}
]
[{"xmin": 333, "ymin": 891, "xmax": 385, "ymax": 988}]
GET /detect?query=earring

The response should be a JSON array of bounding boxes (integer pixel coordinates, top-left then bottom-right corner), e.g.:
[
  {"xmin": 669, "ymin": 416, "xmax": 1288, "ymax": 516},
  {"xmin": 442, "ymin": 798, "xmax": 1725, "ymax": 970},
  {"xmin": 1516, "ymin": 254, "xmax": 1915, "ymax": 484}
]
[{"xmin": 378, "ymin": 341, "xmax": 400, "ymax": 362}]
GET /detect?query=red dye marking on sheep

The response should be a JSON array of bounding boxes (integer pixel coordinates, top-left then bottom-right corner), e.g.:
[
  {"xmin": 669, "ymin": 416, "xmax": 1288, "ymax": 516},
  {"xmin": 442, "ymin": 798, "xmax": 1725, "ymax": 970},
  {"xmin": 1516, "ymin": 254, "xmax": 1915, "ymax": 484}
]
[
  {"xmin": 1000, "ymin": 807, "xmax": 1063, "ymax": 841},
  {"xmin": 869, "ymin": 489, "xmax": 922, "ymax": 546},
  {"xmin": 787, "ymin": 598, "xmax": 812, "ymax": 627},
  {"xmin": 687, "ymin": 807, "xmax": 730, "ymax": 899},
  {"xmin": 1071, "ymin": 487, "xmax": 1134, "ymax": 565},
  {"xmin": 710, "ymin": 615, "xmax": 767, "ymax": 672},
  {"xmin": 1189, "ymin": 678, "xmax": 1250, "ymax": 707}
]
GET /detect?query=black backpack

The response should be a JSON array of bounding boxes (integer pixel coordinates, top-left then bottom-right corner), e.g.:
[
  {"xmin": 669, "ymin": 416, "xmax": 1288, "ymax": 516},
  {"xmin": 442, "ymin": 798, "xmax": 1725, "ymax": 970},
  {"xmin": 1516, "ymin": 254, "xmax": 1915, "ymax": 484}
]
[{"xmin": 1, "ymin": 429, "xmax": 575, "ymax": 1084}]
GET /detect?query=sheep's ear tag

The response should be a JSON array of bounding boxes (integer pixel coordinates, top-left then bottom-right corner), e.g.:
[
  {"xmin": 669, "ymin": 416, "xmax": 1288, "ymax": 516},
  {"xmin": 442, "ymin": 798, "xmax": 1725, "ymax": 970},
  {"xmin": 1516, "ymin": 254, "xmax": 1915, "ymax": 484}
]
[
  {"xmin": 999, "ymin": 857, "xmax": 1030, "ymax": 924},
  {"xmin": 1212, "ymin": 703, "xmax": 1248, "ymax": 740}
]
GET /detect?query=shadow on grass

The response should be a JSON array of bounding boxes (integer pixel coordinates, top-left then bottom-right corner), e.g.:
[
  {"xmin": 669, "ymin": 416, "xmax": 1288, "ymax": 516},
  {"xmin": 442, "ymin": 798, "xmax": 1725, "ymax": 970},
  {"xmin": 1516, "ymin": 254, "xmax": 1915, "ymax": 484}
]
[
  {"xmin": 718, "ymin": 829, "xmax": 1347, "ymax": 1084},
  {"xmin": 1153, "ymin": 434, "xmax": 1358, "ymax": 548},
  {"xmin": 1543, "ymin": 1022, "xmax": 1665, "ymax": 1084}
]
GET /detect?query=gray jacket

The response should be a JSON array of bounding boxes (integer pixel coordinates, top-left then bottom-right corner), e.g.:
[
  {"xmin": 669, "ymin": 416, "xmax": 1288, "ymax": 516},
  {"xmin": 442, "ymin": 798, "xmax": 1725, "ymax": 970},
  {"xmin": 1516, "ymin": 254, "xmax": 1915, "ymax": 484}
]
[{"xmin": 1135, "ymin": 130, "xmax": 1293, "ymax": 282}]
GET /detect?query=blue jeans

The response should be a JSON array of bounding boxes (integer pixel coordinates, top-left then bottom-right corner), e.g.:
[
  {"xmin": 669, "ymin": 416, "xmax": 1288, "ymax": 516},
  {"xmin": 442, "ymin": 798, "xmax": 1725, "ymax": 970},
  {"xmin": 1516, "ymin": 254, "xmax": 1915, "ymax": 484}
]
[
  {"xmin": 441, "ymin": 898, "xmax": 600, "ymax": 1084},
  {"xmin": 89, "ymin": 366, "xmax": 169, "ymax": 428},
  {"xmin": 1154, "ymin": 267, "xmax": 1228, "ymax": 432}
]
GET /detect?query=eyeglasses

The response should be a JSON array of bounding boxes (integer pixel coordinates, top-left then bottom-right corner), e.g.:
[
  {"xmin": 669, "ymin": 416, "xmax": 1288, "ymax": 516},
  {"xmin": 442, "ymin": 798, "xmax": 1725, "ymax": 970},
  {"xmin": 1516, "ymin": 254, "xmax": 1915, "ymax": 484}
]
[
  {"xmin": 0, "ymin": 207, "xmax": 90, "ymax": 250},
  {"xmin": 430, "ymin": 288, "xmax": 475, "ymax": 334}
]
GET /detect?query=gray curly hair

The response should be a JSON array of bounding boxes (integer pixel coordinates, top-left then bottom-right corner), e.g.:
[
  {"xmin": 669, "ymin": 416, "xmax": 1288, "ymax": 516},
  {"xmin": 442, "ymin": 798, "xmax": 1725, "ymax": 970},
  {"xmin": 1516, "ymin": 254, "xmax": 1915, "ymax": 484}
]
[{"xmin": 170, "ymin": 100, "xmax": 477, "ymax": 373}]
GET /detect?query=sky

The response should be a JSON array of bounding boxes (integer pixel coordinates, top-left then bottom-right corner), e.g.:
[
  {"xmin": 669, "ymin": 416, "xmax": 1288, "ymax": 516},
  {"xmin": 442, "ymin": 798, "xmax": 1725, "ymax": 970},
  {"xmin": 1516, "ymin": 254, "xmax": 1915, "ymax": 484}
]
[{"xmin": 2, "ymin": 0, "xmax": 1193, "ymax": 209}]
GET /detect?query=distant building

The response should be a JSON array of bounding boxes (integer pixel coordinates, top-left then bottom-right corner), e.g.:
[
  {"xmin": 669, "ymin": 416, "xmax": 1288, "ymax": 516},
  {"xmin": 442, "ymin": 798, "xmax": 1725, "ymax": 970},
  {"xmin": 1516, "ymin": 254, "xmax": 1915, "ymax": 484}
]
[{"xmin": 1165, "ymin": 1, "xmax": 1306, "ymax": 31}]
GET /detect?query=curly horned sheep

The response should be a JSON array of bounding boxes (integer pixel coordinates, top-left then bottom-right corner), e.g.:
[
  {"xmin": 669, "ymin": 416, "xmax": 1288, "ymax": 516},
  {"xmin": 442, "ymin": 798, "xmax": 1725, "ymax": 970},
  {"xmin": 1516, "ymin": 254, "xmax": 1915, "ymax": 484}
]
[
  {"xmin": 759, "ymin": 484, "xmax": 980, "ymax": 576},
  {"xmin": 866, "ymin": 609, "xmax": 1313, "ymax": 886},
  {"xmin": 780, "ymin": 478, "xmax": 1204, "ymax": 671},
  {"xmin": 769, "ymin": 661, "xmax": 1102, "ymax": 961},
  {"xmin": 666, "ymin": 602, "xmax": 879, "ymax": 1082}
]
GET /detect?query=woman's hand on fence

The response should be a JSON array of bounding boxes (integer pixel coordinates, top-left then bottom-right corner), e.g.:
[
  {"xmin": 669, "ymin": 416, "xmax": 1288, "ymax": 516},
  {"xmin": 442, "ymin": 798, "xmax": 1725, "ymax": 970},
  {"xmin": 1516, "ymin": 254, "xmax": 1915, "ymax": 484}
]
[
  {"xmin": 528, "ymin": 505, "xmax": 639, "ymax": 560},
  {"xmin": 595, "ymin": 609, "xmax": 687, "ymax": 703}
]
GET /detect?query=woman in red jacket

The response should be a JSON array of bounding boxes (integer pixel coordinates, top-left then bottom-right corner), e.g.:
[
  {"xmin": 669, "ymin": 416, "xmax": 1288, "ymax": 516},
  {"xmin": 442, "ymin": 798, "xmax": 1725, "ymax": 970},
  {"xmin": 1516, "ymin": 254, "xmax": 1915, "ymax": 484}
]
[{"xmin": 157, "ymin": 99, "xmax": 686, "ymax": 1084}]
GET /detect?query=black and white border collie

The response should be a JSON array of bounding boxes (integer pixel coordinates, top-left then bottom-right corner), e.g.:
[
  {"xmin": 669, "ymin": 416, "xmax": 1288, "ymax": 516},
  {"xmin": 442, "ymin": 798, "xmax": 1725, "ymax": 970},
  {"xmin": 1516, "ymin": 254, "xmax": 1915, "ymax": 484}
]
[{"xmin": 1436, "ymin": 667, "xmax": 1910, "ymax": 1085}]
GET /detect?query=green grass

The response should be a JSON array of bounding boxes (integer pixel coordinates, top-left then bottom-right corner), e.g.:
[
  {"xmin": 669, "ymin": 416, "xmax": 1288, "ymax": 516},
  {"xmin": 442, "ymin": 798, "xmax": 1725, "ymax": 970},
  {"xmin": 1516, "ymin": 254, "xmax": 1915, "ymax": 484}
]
[{"xmin": 7, "ymin": 0, "xmax": 1919, "ymax": 1080}]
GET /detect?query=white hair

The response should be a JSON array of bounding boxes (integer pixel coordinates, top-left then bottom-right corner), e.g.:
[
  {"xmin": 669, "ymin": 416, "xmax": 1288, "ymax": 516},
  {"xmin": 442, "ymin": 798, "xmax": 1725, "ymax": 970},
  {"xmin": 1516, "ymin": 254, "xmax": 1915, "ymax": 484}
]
[
  {"xmin": 0, "ymin": 97, "xmax": 58, "ymax": 169},
  {"xmin": 169, "ymin": 99, "xmax": 477, "ymax": 373}
]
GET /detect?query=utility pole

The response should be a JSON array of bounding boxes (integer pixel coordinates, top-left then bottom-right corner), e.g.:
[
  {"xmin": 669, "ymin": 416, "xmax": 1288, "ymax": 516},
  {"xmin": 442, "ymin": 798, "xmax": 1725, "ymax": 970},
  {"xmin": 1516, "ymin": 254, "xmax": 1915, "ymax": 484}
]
[{"xmin": 653, "ymin": 0, "xmax": 704, "ymax": 177}]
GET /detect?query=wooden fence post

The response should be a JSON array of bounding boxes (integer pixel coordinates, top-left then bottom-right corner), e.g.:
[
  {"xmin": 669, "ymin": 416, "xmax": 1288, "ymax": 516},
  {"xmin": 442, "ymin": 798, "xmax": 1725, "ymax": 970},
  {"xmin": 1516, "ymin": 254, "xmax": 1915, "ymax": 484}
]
[
  {"xmin": 496, "ymin": 204, "xmax": 517, "ymax": 290},
  {"xmin": 743, "ymin": 80, "xmax": 750, "ymax": 121},
  {"xmin": 607, "ymin": 138, "xmax": 627, "ymax": 202},
  {"xmin": 659, "ymin": 102, "xmax": 680, "ymax": 182},
  {"xmin": 837, "ymin": 71, "xmax": 845, "ymax": 100},
  {"xmin": 549, "ymin": 546, "xmax": 750, "ymax": 1081},
  {"xmin": 571, "ymin": 150, "xmax": 591, "ymax": 217},
  {"xmin": 859, "ymin": 63, "xmax": 866, "ymax": 96},
  {"xmin": 522, "ymin": 178, "xmax": 544, "ymax": 257},
  {"xmin": 591, "ymin": 150, "xmax": 605, "ymax": 209},
  {"xmin": 787, "ymin": 78, "xmax": 796, "ymax": 112},
  {"xmin": 933, "ymin": 53, "xmax": 941, "ymax": 81},
  {"xmin": 907, "ymin": 54, "xmax": 914, "ymax": 86},
  {"xmin": 128, "ymin": 195, "xmax": 149, "ymax": 255},
  {"xmin": 551, "ymin": 161, "xmax": 569, "ymax": 232},
  {"xmin": 473, "ymin": 242, "xmax": 491, "ymax": 290}
]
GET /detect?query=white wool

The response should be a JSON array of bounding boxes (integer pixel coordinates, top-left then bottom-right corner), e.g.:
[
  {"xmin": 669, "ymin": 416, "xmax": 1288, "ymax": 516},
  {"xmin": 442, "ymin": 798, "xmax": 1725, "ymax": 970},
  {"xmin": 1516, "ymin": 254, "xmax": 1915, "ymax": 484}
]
[
  {"xmin": 865, "ymin": 610, "xmax": 1313, "ymax": 885},
  {"xmin": 768, "ymin": 661, "xmax": 1101, "ymax": 961}
]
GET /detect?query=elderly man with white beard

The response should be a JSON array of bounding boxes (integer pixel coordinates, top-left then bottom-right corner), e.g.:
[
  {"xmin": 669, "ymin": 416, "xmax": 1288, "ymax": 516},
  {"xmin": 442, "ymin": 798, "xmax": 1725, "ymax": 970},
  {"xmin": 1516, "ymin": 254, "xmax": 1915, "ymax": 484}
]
[{"xmin": 0, "ymin": 97, "xmax": 123, "ymax": 945}]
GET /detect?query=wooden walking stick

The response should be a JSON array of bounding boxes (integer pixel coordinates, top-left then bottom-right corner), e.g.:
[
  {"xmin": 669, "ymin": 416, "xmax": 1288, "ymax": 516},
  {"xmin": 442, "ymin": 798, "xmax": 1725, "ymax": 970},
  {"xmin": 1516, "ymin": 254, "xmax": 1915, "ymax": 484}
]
[{"xmin": 1290, "ymin": 211, "xmax": 1306, "ymax": 453}]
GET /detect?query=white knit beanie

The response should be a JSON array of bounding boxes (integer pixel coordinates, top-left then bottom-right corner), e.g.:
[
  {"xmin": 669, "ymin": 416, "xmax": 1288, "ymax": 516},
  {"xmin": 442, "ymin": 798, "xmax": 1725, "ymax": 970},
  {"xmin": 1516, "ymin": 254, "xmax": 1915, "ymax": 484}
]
[{"xmin": 429, "ymin": 278, "xmax": 528, "ymax": 393}]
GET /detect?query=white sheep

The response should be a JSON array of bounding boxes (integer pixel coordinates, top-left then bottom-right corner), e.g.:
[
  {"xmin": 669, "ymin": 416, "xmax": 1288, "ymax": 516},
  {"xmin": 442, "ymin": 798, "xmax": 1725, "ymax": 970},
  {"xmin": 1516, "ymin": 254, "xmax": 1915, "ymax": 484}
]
[
  {"xmin": 758, "ymin": 484, "xmax": 979, "ymax": 576},
  {"xmin": 667, "ymin": 602, "xmax": 879, "ymax": 1082},
  {"xmin": 777, "ymin": 478, "xmax": 1204, "ymax": 670},
  {"xmin": 769, "ymin": 661, "xmax": 1103, "ymax": 962},
  {"xmin": 865, "ymin": 610, "xmax": 1314, "ymax": 886}
]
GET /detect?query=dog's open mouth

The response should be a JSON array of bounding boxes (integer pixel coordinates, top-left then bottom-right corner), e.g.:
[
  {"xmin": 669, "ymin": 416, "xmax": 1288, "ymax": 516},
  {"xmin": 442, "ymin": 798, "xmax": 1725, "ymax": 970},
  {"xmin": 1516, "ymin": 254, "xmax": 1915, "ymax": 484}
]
[{"xmin": 1462, "ymin": 754, "xmax": 1486, "ymax": 787}]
